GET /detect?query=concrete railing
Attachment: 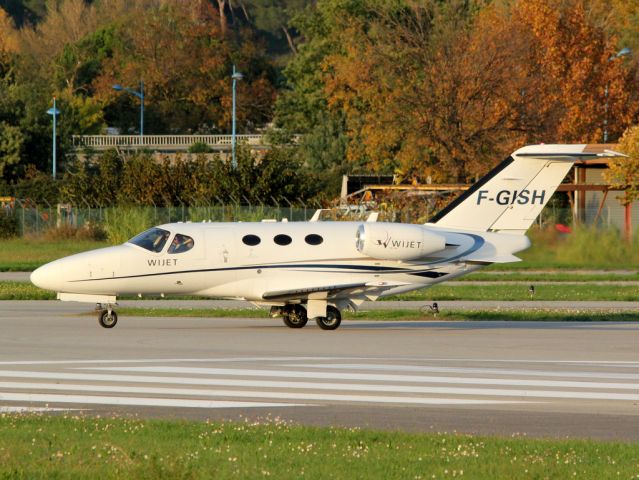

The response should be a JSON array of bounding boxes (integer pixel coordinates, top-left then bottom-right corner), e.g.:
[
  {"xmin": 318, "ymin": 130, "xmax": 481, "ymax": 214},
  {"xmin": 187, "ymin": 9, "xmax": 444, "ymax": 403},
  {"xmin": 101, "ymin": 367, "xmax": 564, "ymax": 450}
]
[{"xmin": 71, "ymin": 134, "xmax": 283, "ymax": 151}]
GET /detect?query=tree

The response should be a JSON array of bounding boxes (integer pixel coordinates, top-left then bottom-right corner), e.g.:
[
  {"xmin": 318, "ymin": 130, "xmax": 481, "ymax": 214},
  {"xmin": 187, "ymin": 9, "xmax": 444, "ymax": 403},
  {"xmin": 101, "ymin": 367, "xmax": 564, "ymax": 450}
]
[
  {"xmin": 273, "ymin": 0, "xmax": 366, "ymax": 195},
  {"xmin": 243, "ymin": 0, "xmax": 308, "ymax": 54},
  {"xmin": 92, "ymin": 4, "xmax": 277, "ymax": 134},
  {"xmin": 314, "ymin": 0, "xmax": 638, "ymax": 182},
  {"xmin": 604, "ymin": 125, "xmax": 639, "ymax": 205},
  {"xmin": 0, "ymin": 121, "xmax": 25, "ymax": 179},
  {"xmin": 603, "ymin": 124, "xmax": 639, "ymax": 240}
]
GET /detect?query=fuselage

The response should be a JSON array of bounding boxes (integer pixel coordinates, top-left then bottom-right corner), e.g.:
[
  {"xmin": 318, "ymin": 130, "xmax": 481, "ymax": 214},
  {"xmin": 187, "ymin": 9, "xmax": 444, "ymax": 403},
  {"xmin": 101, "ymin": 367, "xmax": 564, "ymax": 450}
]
[{"xmin": 30, "ymin": 221, "xmax": 529, "ymax": 304}]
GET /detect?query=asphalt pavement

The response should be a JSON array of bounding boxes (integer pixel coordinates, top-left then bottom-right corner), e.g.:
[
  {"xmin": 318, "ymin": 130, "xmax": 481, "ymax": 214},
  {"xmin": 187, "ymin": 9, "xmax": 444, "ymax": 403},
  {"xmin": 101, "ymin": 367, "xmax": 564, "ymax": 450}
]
[{"xmin": 1, "ymin": 300, "xmax": 639, "ymax": 440}]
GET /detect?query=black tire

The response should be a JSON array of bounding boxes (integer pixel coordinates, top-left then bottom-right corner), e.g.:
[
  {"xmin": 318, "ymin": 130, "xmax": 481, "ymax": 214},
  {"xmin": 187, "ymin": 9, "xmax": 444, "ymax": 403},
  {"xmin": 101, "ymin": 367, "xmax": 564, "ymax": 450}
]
[
  {"xmin": 282, "ymin": 305, "xmax": 308, "ymax": 328},
  {"xmin": 98, "ymin": 309, "xmax": 118, "ymax": 328},
  {"xmin": 315, "ymin": 306, "xmax": 341, "ymax": 330}
]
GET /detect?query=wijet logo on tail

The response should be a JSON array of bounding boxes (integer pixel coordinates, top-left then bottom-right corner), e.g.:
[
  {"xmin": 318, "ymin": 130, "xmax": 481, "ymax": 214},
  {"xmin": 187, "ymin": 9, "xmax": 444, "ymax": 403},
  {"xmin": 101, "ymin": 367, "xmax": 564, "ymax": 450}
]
[{"xmin": 477, "ymin": 189, "xmax": 546, "ymax": 206}]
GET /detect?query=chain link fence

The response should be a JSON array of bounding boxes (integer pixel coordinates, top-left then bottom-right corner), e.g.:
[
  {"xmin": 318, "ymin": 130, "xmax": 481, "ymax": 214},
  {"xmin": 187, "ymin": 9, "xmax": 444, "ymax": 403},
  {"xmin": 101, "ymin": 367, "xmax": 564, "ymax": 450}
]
[{"xmin": 0, "ymin": 197, "xmax": 623, "ymax": 239}]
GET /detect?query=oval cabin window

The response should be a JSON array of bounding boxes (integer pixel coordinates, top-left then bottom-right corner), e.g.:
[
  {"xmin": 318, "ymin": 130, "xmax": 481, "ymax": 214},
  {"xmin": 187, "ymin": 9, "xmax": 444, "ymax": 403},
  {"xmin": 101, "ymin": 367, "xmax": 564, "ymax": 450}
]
[
  {"xmin": 305, "ymin": 234, "xmax": 323, "ymax": 246},
  {"xmin": 242, "ymin": 234, "xmax": 261, "ymax": 246},
  {"xmin": 273, "ymin": 234, "xmax": 292, "ymax": 246}
]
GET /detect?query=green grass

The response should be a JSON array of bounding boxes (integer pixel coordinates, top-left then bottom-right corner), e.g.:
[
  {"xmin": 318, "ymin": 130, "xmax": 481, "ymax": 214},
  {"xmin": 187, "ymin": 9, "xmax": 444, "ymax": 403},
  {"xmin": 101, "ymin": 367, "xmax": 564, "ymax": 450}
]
[
  {"xmin": 460, "ymin": 272, "xmax": 639, "ymax": 282},
  {"xmin": 113, "ymin": 306, "xmax": 639, "ymax": 322},
  {"xmin": 0, "ymin": 281, "xmax": 55, "ymax": 300},
  {"xmin": 389, "ymin": 283, "xmax": 639, "ymax": 301},
  {"xmin": 0, "ymin": 414, "xmax": 638, "ymax": 479},
  {"xmin": 3, "ymin": 281, "xmax": 639, "ymax": 302},
  {"xmin": 0, "ymin": 238, "xmax": 109, "ymax": 271},
  {"xmin": 491, "ymin": 226, "xmax": 639, "ymax": 270}
]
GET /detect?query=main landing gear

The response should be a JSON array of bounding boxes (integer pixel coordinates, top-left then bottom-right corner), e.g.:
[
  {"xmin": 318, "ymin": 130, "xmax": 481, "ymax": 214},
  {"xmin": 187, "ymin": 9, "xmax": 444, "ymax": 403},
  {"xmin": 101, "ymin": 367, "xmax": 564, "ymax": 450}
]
[
  {"xmin": 96, "ymin": 304, "xmax": 118, "ymax": 328},
  {"xmin": 275, "ymin": 304, "xmax": 342, "ymax": 330},
  {"xmin": 315, "ymin": 305, "xmax": 341, "ymax": 331},
  {"xmin": 281, "ymin": 305, "xmax": 308, "ymax": 328}
]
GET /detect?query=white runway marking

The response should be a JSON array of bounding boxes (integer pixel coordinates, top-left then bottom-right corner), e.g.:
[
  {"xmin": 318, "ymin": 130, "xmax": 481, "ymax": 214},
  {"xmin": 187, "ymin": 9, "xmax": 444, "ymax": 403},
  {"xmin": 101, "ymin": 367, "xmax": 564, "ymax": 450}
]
[
  {"xmin": 293, "ymin": 363, "xmax": 639, "ymax": 380},
  {"xmin": 1, "ymin": 358, "xmax": 639, "ymax": 411},
  {"xmin": 4, "ymin": 369, "xmax": 639, "ymax": 391},
  {"xmin": 0, "ymin": 392, "xmax": 302, "ymax": 409},
  {"xmin": 82, "ymin": 366, "xmax": 639, "ymax": 387},
  {"xmin": 0, "ymin": 383, "xmax": 516, "ymax": 406},
  {"xmin": 0, "ymin": 357, "xmax": 358, "ymax": 366}
]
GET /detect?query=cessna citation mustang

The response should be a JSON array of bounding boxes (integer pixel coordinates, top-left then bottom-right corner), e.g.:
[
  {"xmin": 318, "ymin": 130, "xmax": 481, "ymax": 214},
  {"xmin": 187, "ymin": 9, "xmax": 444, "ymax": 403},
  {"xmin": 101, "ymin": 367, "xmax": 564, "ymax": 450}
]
[{"xmin": 31, "ymin": 144, "xmax": 623, "ymax": 330}]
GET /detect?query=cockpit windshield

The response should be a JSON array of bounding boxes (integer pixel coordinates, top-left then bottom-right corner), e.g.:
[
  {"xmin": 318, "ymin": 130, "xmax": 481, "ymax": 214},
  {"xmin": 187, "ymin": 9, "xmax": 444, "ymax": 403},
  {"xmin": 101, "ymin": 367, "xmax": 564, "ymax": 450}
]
[{"xmin": 128, "ymin": 228, "xmax": 171, "ymax": 253}]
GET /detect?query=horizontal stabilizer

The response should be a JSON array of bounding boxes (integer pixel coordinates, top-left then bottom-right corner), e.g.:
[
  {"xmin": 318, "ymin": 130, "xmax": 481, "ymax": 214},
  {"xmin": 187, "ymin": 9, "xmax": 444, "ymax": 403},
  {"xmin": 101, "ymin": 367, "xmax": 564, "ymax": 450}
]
[{"xmin": 466, "ymin": 254, "xmax": 522, "ymax": 264}]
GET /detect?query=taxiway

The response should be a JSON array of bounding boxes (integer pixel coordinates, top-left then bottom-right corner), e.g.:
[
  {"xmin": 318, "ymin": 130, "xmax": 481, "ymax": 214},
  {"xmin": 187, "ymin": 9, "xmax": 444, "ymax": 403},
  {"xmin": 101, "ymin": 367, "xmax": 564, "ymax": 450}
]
[{"xmin": 1, "ymin": 300, "xmax": 639, "ymax": 440}]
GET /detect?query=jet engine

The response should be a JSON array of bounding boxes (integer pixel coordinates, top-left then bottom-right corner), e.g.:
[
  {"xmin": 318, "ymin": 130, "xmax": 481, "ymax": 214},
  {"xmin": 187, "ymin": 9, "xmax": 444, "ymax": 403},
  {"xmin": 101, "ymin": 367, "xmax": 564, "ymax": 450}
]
[{"xmin": 356, "ymin": 223, "xmax": 446, "ymax": 261}]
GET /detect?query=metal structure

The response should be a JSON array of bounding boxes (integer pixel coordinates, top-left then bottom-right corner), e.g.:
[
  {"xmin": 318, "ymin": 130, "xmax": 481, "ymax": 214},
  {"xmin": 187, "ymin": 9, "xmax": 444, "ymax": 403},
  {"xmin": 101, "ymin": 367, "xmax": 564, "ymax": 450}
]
[
  {"xmin": 231, "ymin": 65, "xmax": 244, "ymax": 169},
  {"xmin": 71, "ymin": 134, "xmax": 283, "ymax": 152},
  {"xmin": 46, "ymin": 97, "xmax": 60, "ymax": 179},
  {"xmin": 112, "ymin": 81, "xmax": 145, "ymax": 137}
]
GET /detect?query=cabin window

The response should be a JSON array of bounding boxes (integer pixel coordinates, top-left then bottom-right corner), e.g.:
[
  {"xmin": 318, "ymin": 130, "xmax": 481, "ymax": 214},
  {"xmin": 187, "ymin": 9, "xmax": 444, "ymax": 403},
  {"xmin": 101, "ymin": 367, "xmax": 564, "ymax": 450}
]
[
  {"xmin": 242, "ymin": 234, "xmax": 261, "ymax": 246},
  {"xmin": 305, "ymin": 234, "xmax": 323, "ymax": 245},
  {"xmin": 129, "ymin": 228, "xmax": 171, "ymax": 253},
  {"xmin": 168, "ymin": 234, "xmax": 195, "ymax": 254},
  {"xmin": 274, "ymin": 234, "xmax": 292, "ymax": 246}
]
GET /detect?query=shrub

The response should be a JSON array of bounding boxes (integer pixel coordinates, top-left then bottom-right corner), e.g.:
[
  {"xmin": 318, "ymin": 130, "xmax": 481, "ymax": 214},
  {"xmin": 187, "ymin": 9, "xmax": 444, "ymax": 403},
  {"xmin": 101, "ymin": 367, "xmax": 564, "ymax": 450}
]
[
  {"xmin": 40, "ymin": 223, "xmax": 107, "ymax": 241},
  {"xmin": 188, "ymin": 142, "xmax": 214, "ymax": 153},
  {"xmin": 102, "ymin": 207, "xmax": 155, "ymax": 244},
  {"xmin": 0, "ymin": 210, "xmax": 18, "ymax": 238}
]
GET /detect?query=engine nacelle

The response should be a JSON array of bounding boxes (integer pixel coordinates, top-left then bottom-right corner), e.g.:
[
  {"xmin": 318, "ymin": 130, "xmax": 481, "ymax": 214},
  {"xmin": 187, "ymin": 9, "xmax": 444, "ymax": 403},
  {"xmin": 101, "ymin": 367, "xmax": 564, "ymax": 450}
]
[{"xmin": 355, "ymin": 223, "xmax": 446, "ymax": 261}]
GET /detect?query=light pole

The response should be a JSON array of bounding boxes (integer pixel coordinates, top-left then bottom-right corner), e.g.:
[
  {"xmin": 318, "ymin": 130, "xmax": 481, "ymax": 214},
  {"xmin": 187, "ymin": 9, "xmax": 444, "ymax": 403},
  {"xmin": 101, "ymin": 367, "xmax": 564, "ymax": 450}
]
[
  {"xmin": 113, "ymin": 81, "xmax": 144, "ymax": 138},
  {"xmin": 231, "ymin": 65, "xmax": 243, "ymax": 169},
  {"xmin": 46, "ymin": 97, "xmax": 60, "ymax": 179},
  {"xmin": 604, "ymin": 47, "xmax": 631, "ymax": 143}
]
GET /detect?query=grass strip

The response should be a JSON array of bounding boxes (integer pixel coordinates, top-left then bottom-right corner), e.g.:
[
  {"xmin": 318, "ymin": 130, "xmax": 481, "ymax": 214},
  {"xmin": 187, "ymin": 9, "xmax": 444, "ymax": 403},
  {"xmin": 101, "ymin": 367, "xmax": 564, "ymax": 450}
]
[
  {"xmin": 458, "ymin": 272, "xmax": 639, "ymax": 282},
  {"xmin": 0, "ymin": 238, "xmax": 109, "ymax": 271},
  {"xmin": 0, "ymin": 281, "xmax": 55, "ymax": 300},
  {"xmin": 0, "ymin": 414, "xmax": 638, "ymax": 479},
  {"xmin": 388, "ymin": 283, "xmax": 639, "ymax": 301},
  {"xmin": 114, "ymin": 307, "xmax": 639, "ymax": 322},
  {"xmin": 3, "ymin": 281, "xmax": 639, "ymax": 302}
]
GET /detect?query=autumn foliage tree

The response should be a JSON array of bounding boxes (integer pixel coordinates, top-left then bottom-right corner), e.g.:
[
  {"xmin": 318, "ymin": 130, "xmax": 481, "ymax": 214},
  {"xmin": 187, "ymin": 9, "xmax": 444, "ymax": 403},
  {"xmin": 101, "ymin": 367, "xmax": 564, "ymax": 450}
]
[
  {"xmin": 604, "ymin": 125, "xmax": 639, "ymax": 206},
  {"xmin": 92, "ymin": 3, "xmax": 277, "ymax": 134},
  {"xmin": 314, "ymin": 0, "xmax": 638, "ymax": 183}
]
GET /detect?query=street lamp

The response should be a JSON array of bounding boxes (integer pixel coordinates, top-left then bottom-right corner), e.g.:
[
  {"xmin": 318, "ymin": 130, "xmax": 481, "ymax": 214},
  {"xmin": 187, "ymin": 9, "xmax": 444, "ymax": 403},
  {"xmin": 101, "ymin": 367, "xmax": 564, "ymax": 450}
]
[
  {"xmin": 113, "ymin": 81, "xmax": 144, "ymax": 138},
  {"xmin": 46, "ymin": 97, "xmax": 60, "ymax": 179},
  {"xmin": 604, "ymin": 47, "xmax": 631, "ymax": 143},
  {"xmin": 231, "ymin": 65, "xmax": 243, "ymax": 169}
]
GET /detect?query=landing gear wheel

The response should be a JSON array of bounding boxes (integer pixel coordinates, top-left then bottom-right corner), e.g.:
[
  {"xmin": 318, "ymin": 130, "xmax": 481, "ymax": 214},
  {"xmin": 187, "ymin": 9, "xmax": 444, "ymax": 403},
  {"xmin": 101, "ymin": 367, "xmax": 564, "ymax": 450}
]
[
  {"xmin": 98, "ymin": 309, "xmax": 118, "ymax": 328},
  {"xmin": 282, "ymin": 305, "xmax": 308, "ymax": 328},
  {"xmin": 315, "ymin": 306, "xmax": 341, "ymax": 330}
]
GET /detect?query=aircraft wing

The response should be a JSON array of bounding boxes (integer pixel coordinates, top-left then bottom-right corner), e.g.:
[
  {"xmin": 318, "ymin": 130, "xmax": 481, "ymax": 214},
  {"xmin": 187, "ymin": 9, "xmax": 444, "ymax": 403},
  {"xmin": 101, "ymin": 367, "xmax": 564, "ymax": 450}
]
[{"xmin": 261, "ymin": 281, "xmax": 408, "ymax": 302}]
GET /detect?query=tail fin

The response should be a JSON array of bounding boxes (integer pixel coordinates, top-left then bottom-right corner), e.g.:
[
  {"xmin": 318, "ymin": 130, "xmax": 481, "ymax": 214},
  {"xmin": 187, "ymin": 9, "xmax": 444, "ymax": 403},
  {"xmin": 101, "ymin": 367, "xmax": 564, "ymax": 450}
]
[{"xmin": 427, "ymin": 144, "xmax": 625, "ymax": 234}]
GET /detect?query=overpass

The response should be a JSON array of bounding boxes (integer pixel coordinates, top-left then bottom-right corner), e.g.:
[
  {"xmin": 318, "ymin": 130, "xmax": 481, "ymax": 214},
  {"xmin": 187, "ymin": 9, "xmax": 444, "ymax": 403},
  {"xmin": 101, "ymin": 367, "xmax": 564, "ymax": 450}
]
[{"xmin": 71, "ymin": 134, "xmax": 296, "ymax": 152}]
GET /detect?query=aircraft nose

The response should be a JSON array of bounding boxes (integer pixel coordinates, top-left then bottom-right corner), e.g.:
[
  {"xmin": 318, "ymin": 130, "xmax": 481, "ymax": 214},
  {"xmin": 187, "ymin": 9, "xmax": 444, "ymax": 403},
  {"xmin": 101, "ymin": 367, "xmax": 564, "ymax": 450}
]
[{"xmin": 30, "ymin": 262, "xmax": 61, "ymax": 291}]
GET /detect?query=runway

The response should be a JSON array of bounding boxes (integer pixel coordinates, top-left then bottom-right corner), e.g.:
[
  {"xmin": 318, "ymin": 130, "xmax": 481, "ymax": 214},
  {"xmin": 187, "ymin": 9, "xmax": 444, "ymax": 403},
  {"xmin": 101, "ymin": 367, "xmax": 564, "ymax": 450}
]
[{"xmin": 1, "ymin": 301, "xmax": 639, "ymax": 440}]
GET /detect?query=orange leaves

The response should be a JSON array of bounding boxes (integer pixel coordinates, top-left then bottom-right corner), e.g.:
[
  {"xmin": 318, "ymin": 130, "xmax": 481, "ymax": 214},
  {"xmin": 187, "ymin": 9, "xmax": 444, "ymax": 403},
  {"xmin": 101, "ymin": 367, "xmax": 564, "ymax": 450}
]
[
  {"xmin": 91, "ymin": 6, "xmax": 275, "ymax": 133},
  {"xmin": 604, "ymin": 126, "xmax": 639, "ymax": 205},
  {"xmin": 318, "ymin": 0, "xmax": 638, "ymax": 183}
]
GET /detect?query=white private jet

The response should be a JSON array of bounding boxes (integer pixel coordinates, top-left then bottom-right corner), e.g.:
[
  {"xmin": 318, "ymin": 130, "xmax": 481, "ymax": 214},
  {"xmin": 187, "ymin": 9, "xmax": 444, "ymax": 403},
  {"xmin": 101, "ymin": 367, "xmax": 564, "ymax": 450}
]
[{"xmin": 31, "ymin": 144, "xmax": 623, "ymax": 330}]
